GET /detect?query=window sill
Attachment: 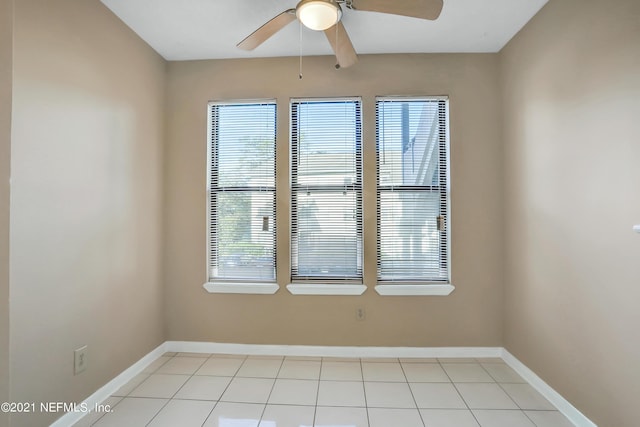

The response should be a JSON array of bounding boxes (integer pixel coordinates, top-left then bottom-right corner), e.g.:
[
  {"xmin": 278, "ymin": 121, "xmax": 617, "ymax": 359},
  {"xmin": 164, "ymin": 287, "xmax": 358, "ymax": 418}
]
[
  {"xmin": 287, "ymin": 283, "xmax": 367, "ymax": 296},
  {"xmin": 375, "ymin": 284, "xmax": 455, "ymax": 296},
  {"xmin": 203, "ymin": 282, "xmax": 279, "ymax": 295}
]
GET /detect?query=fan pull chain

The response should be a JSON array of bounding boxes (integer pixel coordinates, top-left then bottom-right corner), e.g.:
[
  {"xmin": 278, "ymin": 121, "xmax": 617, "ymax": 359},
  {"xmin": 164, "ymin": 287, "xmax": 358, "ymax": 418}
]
[
  {"xmin": 335, "ymin": 23, "xmax": 340, "ymax": 69},
  {"xmin": 299, "ymin": 21, "xmax": 303, "ymax": 79}
]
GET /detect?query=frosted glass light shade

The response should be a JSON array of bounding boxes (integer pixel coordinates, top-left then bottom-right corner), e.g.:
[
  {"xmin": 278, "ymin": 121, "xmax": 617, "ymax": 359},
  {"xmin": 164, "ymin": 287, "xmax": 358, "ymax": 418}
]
[{"xmin": 296, "ymin": 0, "xmax": 342, "ymax": 31}]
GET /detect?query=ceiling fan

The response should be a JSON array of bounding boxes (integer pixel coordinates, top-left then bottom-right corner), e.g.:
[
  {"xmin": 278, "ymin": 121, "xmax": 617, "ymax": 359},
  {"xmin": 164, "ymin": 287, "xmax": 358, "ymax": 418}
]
[{"xmin": 237, "ymin": 0, "xmax": 444, "ymax": 69}]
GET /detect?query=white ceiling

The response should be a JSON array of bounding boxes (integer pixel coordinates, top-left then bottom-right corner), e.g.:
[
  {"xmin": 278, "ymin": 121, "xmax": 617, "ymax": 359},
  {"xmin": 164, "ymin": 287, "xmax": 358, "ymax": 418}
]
[{"xmin": 100, "ymin": 0, "xmax": 548, "ymax": 61}]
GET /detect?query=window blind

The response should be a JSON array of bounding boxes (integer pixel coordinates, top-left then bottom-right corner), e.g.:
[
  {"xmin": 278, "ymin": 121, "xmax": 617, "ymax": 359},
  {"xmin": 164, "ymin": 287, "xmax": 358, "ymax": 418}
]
[
  {"xmin": 376, "ymin": 97, "xmax": 450, "ymax": 283},
  {"xmin": 208, "ymin": 101, "xmax": 277, "ymax": 281},
  {"xmin": 290, "ymin": 98, "xmax": 363, "ymax": 281}
]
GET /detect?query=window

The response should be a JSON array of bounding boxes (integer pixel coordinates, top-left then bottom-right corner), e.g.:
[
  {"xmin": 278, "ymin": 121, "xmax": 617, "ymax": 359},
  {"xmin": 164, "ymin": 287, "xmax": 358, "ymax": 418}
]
[
  {"xmin": 289, "ymin": 98, "xmax": 365, "ymax": 294},
  {"xmin": 375, "ymin": 97, "xmax": 452, "ymax": 295},
  {"xmin": 203, "ymin": 96, "xmax": 453, "ymax": 296},
  {"xmin": 205, "ymin": 101, "xmax": 278, "ymax": 294}
]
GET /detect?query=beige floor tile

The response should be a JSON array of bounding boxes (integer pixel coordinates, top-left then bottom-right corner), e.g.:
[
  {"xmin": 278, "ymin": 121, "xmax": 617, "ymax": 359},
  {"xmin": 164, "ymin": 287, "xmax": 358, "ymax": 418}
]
[
  {"xmin": 482, "ymin": 363, "xmax": 525, "ymax": 383},
  {"xmin": 259, "ymin": 404, "xmax": 315, "ymax": 427},
  {"xmin": 320, "ymin": 361, "xmax": 362, "ymax": 381},
  {"xmin": 203, "ymin": 402, "xmax": 264, "ymax": 427},
  {"xmin": 501, "ymin": 383, "xmax": 556, "ymax": 410},
  {"xmin": 420, "ymin": 409, "xmax": 481, "ymax": 427},
  {"xmin": 364, "ymin": 382, "xmax": 416, "ymax": 408},
  {"xmin": 196, "ymin": 357, "xmax": 244, "ymax": 376},
  {"xmin": 211, "ymin": 353, "xmax": 248, "ymax": 359},
  {"xmin": 441, "ymin": 363, "xmax": 494, "ymax": 382},
  {"xmin": 403, "ymin": 363, "xmax": 450, "ymax": 382},
  {"xmin": 278, "ymin": 359, "xmax": 321, "ymax": 379},
  {"xmin": 147, "ymin": 399, "xmax": 216, "ymax": 427},
  {"xmin": 112, "ymin": 373, "xmax": 150, "ymax": 397},
  {"xmin": 368, "ymin": 408, "xmax": 424, "ymax": 427},
  {"xmin": 92, "ymin": 397, "xmax": 167, "ymax": 427},
  {"xmin": 174, "ymin": 375, "xmax": 232, "ymax": 400},
  {"xmin": 80, "ymin": 354, "xmax": 572, "ymax": 427},
  {"xmin": 155, "ymin": 356, "xmax": 207, "ymax": 375},
  {"xmin": 317, "ymin": 380, "xmax": 366, "ymax": 407},
  {"xmin": 322, "ymin": 356, "xmax": 360, "ymax": 362},
  {"xmin": 472, "ymin": 409, "xmax": 536, "ymax": 427},
  {"xmin": 314, "ymin": 406, "xmax": 368, "ymax": 427},
  {"xmin": 221, "ymin": 377, "xmax": 275, "ymax": 403},
  {"xmin": 362, "ymin": 362, "xmax": 406, "ymax": 382},
  {"xmin": 247, "ymin": 355, "xmax": 284, "ymax": 360},
  {"xmin": 410, "ymin": 383, "xmax": 467, "ymax": 409},
  {"xmin": 143, "ymin": 356, "xmax": 172, "ymax": 374},
  {"xmin": 456, "ymin": 383, "xmax": 519, "ymax": 409},
  {"xmin": 268, "ymin": 379, "xmax": 318, "ymax": 405},
  {"xmin": 236, "ymin": 358, "xmax": 282, "ymax": 378},
  {"xmin": 524, "ymin": 410, "xmax": 575, "ymax": 427},
  {"xmin": 361, "ymin": 357, "xmax": 399, "ymax": 363},
  {"xmin": 400, "ymin": 357, "xmax": 439, "ymax": 363},
  {"xmin": 176, "ymin": 352, "xmax": 212, "ymax": 358},
  {"xmin": 437, "ymin": 358, "xmax": 477, "ymax": 363},
  {"xmin": 284, "ymin": 355, "xmax": 322, "ymax": 361},
  {"xmin": 128, "ymin": 374, "xmax": 190, "ymax": 398},
  {"xmin": 72, "ymin": 397, "xmax": 122, "ymax": 427}
]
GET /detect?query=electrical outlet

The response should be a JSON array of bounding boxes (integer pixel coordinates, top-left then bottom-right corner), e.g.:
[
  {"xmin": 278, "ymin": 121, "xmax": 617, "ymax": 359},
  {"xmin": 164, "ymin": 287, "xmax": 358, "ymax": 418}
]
[
  {"xmin": 356, "ymin": 308, "xmax": 365, "ymax": 321},
  {"xmin": 74, "ymin": 345, "xmax": 88, "ymax": 375}
]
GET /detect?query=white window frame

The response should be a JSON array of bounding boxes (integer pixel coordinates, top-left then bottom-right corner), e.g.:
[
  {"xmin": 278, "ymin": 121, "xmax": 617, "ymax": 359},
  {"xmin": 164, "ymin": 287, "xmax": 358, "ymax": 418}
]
[
  {"xmin": 201, "ymin": 96, "xmax": 454, "ymax": 297},
  {"xmin": 203, "ymin": 99, "xmax": 279, "ymax": 295},
  {"xmin": 287, "ymin": 97, "xmax": 366, "ymax": 296},
  {"xmin": 374, "ymin": 96, "xmax": 454, "ymax": 296}
]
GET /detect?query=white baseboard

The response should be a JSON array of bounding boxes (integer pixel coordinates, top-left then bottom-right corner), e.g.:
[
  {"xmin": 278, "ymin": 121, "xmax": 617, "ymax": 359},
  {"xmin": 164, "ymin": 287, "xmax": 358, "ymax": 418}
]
[
  {"xmin": 165, "ymin": 341, "xmax": 503, "ymax": 359},
  {"xmin": 502, "ymin": 349, "xmax": 597, "ymax": 427},
  {"xmin": 55, "ymin": 342, "xmax": 597, "ymax": 427},
  {"xmin": 50, "ymin": 342, "xmax": 167, "ymax": 427}
]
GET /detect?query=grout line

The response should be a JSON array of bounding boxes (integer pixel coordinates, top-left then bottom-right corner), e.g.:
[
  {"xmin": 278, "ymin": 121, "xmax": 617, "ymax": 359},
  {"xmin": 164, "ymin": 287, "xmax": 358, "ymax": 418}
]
[
  {"xmin": 398, "ymin": 360, "xmax": 427, "ymax": 427},
  {"xmin": 359, "ymin": 358, "xmax": 372, "ymax": 427},
  {"xmin": 143, "ymin": 355, "xmax": 209, "ymax": 426},
  {"xmin": 438, "ymin": 358, "xmax": 484, "ymax": 427},
  {"xmin": 200, "ymin": 354, "xmax": 252, "ymax": 426},
  {"xmin": 86, "ymin": 396, "xmax": 124, "ymax": 427},
  {"xmin": 478, "ymin": 359, "xmax": 504, "ymax": 383},
  {"xmin": 522, "ymin": 409, "xmax": 545, "ymax": 427},
  {"xmin": 312, "ymin": 358, "xmax": 323, "ymax": 427},
  {"xmin": 493, "ymin": 379, "xmax": 526, "ymax": 411},
  {"xmin": 255, "ymin": 355, "xmax": 286, "ymax": 424},
  {"xmin": 91, "ymin": 356, "xmax": 177, "ymax": 426}
]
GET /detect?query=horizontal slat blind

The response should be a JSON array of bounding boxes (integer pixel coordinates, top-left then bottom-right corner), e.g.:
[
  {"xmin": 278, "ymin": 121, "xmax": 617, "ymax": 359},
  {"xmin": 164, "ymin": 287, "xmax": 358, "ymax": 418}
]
[
  {"xmin": 291, "ymin": 99, "xmax": 363, "ymax": 281},
  {"xmin": 208, "ymin": 101, "xmax": 276, "ymax": 281},
  {"xmin": 376, "ymin": 98, "xmax": 450, "ymax": 283}
]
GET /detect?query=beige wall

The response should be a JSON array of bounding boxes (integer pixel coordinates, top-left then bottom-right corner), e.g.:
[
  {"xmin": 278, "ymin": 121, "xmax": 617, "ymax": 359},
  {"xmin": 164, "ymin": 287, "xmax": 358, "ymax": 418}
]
[
  {"xmin": 10, "ymin": 1, "xmax": 166, "ymax": 425},
  {"xmin": 164, "ymin": 54, "xmax": 504, "ymax": 347},
  {"xmin": 11, "ymin": 1, "xmax": 638, "ymax": 425},
  {"xmin": 501, "ymin": 0, "xmax": 640, "ymax": 426},
  {"xmin": 0, "ymin": 0, "xmax": 12, "ymax": 425}
]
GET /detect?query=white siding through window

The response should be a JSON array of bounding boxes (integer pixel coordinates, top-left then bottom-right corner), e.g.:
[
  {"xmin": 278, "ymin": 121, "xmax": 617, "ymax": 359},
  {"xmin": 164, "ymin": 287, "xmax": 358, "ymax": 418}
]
[
  {"xmin": 376, "ymin": 97, "xmax": 450, "ymax": 284},
  {"xmin": 290, "ymin": 98, "xmax": 363, "ymax": 283}
]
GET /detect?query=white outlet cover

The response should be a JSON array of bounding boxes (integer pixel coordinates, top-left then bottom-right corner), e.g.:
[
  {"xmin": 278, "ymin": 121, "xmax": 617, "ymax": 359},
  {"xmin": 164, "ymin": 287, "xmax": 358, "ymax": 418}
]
[
  {"xmin": 634, "ymin": 225, "xmax": 640, "ymax": 233},
  {"xmin": 74, "ymin": 346, "xmax": 88, "ymax": 375}
]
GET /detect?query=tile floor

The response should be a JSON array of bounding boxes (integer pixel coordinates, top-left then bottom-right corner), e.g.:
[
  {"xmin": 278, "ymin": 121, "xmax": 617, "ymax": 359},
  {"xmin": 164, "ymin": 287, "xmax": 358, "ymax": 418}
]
[{"xmin": 73, "ymin": 353, "xmax": 575, "ymax": 427}]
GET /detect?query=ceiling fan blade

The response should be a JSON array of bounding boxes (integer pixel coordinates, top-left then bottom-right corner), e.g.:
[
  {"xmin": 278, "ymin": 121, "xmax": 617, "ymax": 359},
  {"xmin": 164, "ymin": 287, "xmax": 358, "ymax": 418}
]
[
  {"xmin": 324, "ymin": 22, "xmax": 358, "ymax": 69},
  {"xmin": 237, "ymin": 9, "xmax": 297, "ymax": 51},
  {"xmin": 350, "ymin": 0, "xmax": 443, "ymax": 20}
]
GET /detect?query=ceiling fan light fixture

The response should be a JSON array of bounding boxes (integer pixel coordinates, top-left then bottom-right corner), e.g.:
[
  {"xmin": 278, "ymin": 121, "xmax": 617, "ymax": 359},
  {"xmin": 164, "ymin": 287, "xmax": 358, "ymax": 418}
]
[{"xmin": 296, "ymin": 0, "xmax": 342, "ymax": 31}]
